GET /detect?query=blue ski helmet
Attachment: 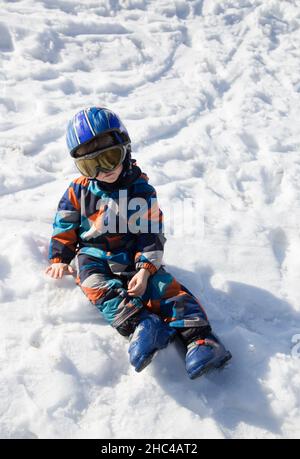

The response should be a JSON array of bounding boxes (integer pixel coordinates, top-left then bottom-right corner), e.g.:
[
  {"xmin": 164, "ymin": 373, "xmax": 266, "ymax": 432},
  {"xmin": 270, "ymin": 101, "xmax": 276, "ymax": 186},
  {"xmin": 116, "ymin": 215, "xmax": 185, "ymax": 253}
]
[{"xmin": 66, "ymin": 107, "xmax": 131, "ymax": 156}]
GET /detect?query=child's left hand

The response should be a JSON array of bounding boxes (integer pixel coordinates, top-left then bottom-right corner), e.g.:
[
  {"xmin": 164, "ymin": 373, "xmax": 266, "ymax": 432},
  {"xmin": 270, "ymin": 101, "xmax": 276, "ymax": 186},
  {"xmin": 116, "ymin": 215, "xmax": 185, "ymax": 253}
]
[{"xmin": 127, "ymin": 268, "xmax": 151, "ymax": 297}]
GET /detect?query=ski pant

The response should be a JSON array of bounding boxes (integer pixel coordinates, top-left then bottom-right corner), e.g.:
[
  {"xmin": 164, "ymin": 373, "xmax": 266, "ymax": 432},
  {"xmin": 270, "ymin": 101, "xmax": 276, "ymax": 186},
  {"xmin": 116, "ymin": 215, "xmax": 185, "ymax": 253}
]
[{"xmin": 75, "ymin": 252, "xmax": 211, "ymax": 344}]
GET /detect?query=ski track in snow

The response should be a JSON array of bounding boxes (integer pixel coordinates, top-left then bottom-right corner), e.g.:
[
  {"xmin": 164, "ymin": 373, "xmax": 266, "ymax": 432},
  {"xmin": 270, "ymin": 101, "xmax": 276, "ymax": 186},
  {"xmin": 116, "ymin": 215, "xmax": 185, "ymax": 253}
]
[{"xmin": 1, "ymin": 0, "xmax": 300, "ymax": 439}]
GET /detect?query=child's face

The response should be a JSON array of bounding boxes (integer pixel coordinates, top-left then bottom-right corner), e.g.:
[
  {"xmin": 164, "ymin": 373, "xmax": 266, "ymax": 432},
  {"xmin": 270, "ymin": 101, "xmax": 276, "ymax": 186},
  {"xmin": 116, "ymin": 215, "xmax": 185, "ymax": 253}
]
[
  {"xmin": 96, "ymin": 163, "xmax": 123, "ymax": 183},
  {"xmin": 75, "ymin": 134, "xmax": 124, "ymax": 182}
]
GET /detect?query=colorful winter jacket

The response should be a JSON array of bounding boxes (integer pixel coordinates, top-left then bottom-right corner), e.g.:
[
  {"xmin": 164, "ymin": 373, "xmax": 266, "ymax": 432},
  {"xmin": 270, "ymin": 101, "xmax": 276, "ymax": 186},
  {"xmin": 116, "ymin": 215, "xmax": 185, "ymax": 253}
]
[{"xmin": 48, "ymin": 164, "xmax": 165, "ymax": 276}]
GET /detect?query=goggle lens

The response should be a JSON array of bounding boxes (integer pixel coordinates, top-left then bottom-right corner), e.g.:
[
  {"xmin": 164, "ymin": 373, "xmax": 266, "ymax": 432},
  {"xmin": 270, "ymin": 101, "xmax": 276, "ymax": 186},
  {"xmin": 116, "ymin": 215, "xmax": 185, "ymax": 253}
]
[{"xmin": 75, "ymin": 146, "xmax": 125, "ymax": 178}]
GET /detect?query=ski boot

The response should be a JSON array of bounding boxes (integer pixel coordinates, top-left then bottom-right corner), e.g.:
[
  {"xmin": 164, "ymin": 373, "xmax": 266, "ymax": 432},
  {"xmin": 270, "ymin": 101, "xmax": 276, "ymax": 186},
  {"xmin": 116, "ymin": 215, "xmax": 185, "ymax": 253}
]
[
  {"xmin": 128, "ymin": 310, "xmax": 176, "ymax": 372},
  {"xmin": 185, "ymin": 333, "xmax": 232, "ymax": 379}
]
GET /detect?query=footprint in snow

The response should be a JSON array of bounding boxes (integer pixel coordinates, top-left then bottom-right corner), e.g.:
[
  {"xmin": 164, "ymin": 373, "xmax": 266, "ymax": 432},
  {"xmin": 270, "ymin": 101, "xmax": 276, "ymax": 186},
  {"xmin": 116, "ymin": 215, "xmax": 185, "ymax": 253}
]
[
  {"xmin": 269, "ymin": 227, "xmax": 288, "ymax": 269},
  {"xmin": 0, "ymin": 23, "xmax": 14, "ymax": 52}
]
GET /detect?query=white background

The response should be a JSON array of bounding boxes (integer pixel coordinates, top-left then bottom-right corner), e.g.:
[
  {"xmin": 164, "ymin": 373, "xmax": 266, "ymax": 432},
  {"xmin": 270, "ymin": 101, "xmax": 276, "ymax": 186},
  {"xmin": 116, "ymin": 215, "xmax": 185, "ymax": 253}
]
[{"xmin": 0, "ymin": 0, "xmax": 300, "ymax": 439}]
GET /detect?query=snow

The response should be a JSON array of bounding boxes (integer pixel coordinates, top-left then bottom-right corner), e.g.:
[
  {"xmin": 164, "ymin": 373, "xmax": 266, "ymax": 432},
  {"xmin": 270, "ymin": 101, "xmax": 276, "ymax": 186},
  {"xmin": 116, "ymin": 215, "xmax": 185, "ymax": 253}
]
[{"xmin": 1, "ymin": 0, "xmax": 300, "ymax": 439}]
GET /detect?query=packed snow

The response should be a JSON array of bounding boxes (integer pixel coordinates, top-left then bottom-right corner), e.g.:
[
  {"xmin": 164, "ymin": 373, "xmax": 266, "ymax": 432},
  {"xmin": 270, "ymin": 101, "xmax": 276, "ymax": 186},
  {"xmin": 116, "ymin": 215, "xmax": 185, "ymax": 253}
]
[{"xmin": 1, "ymin": 0, "xmax": 300, "ymax": 439}]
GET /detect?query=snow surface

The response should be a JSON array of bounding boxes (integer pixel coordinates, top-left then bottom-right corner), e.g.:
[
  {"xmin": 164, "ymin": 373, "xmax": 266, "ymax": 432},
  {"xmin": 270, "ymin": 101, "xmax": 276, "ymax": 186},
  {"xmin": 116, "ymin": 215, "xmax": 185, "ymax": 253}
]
[{"xmin": 1, "ymin": 0, "xmax": 300, "ymax": 439}]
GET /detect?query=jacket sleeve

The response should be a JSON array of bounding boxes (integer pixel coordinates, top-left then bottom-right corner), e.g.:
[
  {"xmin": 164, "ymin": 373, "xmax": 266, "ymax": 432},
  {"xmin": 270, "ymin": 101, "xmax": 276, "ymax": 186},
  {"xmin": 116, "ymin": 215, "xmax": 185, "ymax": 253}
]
[
  {"xmin": 48, "ymin": 181, "xmax": 81, "ymax": 264},
  {"xmin": 133, "ymin": 188, "xmax": 166, "ymax": 275}
]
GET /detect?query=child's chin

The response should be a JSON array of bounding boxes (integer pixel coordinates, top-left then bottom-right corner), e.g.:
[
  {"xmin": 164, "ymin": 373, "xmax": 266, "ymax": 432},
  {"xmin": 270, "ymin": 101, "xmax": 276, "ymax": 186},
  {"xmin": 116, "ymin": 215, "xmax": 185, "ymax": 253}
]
[
  {"xmin": 96, "ymin": 165, "xmax": 123, "ymax": 183},
  {"xmin": 98, "ymin": 173, "xmax": 119, "ymax": 183},
  {"xmin": 103, "ymin": 177, "xmax": 117, "ymax": 183}
]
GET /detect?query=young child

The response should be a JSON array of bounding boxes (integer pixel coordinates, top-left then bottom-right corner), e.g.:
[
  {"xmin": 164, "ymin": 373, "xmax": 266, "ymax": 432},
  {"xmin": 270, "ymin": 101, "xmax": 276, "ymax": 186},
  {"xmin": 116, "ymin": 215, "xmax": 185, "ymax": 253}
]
[{"xmin": 45, "ymin": 106, "xmax": 232, "ymax": 379}]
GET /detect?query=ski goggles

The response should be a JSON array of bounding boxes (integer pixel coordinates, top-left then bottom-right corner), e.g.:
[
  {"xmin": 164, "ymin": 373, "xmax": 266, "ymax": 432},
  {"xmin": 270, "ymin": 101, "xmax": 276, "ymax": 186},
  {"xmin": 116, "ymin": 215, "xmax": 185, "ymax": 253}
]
[{"xmin": 74, "ymin": 145, "xmax": 126, "ymax": 178}]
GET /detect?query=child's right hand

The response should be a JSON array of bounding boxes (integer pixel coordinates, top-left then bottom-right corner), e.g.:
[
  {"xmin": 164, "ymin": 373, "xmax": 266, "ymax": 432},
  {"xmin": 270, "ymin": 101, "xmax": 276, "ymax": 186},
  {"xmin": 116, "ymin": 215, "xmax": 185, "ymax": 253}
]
[{"xmin": 45, "ymin": 263, "xmax": 74, "ymax": 279}]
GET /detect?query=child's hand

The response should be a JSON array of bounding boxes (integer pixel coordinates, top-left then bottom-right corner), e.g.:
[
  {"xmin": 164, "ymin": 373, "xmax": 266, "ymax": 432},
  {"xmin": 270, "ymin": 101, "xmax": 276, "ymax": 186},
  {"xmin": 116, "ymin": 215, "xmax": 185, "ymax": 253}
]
[
  {"xmin": 127, "ymin": 268, "xmax": 151, "ymax": 297},
  {"xmin": 45, "ymin": 263, "xmax": 74, "ymax": 279}
]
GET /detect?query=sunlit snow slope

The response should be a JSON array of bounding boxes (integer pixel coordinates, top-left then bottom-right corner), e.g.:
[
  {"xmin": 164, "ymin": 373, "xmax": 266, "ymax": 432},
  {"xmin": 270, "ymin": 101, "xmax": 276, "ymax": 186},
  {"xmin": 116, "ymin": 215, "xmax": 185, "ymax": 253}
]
[{"xmin": 1, "ymin": 0, "xmax": 300, "ymax": 439}]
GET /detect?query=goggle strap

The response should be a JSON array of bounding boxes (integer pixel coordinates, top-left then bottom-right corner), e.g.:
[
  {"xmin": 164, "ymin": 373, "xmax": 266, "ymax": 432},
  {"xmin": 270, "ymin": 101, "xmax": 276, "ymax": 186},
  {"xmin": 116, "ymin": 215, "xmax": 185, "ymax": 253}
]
[{"xmin": 112, "ymin": 131, "xmax": 120, "ymax": 144}]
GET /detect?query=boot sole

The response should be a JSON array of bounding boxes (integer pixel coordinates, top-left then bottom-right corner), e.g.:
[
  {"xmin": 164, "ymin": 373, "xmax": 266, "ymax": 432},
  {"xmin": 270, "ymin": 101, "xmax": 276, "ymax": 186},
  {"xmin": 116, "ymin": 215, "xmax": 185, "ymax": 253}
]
[
  {"xmin": 188, "ymin": 351, "xmax": 232, "ymax": 380},
  {"xmin": 134, "ymin": 351, "xmax": 158, "ymax": 372},
  {"xmin": 133, "ymin": 337, "xmax": 175, "ymax": 373}
]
